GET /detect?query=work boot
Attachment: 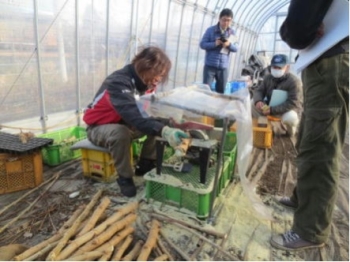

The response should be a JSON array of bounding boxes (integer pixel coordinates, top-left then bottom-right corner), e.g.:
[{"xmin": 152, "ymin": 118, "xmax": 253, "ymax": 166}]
[
  {"xmin": 270, "ymin": 230, "xmax": 325, "ymax": 251},
  {"xmin": 117, "ymin": 177, "xmax": 136, "ymax": 197},
  {"xmin": 279, "ymin": 197, "xmax": 298, "ymax": 209},
  {"xmin": 135, "ymin": 158, "xmax": 156, "ymax": 176}
]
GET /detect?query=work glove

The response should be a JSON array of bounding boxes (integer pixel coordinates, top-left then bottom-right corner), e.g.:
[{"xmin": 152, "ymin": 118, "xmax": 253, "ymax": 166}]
[{"xmin": 161, "ymin": 126, "xmax": 189, "ymax": 148}]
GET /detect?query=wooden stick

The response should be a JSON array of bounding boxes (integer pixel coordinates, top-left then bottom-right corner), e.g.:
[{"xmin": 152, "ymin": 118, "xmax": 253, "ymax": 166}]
[
  {"xmin": 159, "ymin": 230, "xmax": 191, "ymax": 261},
  {"xmin": 98, "ymin": 246, "xmax": 114, "ymax": 261},
  {"xmin": 25, "ymin": 240, "xmax": 59, "ymax": 261},
  {"xmin": 168, "ymin": 220, "xmax": 237, "ymax": 261},
  {"xmin": 58, "ymin": 202, "xmax": 138, "ymax": 260},
  {"xmin": 212, "ymin": 225, "xmax": 232, "ymax": 260},
  {"xmin": 151, "ymin": 213, "xmax": 225, "ymax": 238},
  {"xmin": 65, "ymin": 250, "xmax": 104, "ymax": 261},
  {"xmin": 157, "ymin": 238, "xmax": 175, "ymax": 261},
  {"xmin": 0, "ymin": 172, "xmax": 61, "ymax": 217},
  {"xmin": 46, "ymin": 189, "xmax": 103, "ymax": 261},
  {"xmin": 77, "ymin": 196, "xmax": 111, "ymax": 237},
  {"xmin": 122, "ymin": 240, "xmax": 144, "ymax": 261},
  {"xmin": 154, "ymin": 254, "xmax": 169, "ymax": 261},
  {"xmin": 74, "ymin": 213, "xmax": 137, "ymax": 255},
  {"xmin": 0, "ymin": 173, "xmax": 59, "ymax": 235},
  {"xmin": 111, "ymin": 235, "xmax": 133, "ymax": 261},
  {"xmin": 13, "ymin": 206, "xmax": 84, "ymax": 261},
  {"xmin": 94, "ymin": 226, "xmax": 135, "ymax": 253},
  {"xmin": 137, "ymin": 219, "xmax": 161, "ymax": 261}
]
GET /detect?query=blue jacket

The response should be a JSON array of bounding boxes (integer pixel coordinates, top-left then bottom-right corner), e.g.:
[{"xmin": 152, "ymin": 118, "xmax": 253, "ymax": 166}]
[{"xmin": 200, "ymin": 23, "xmax": 238, "ymax": 69}]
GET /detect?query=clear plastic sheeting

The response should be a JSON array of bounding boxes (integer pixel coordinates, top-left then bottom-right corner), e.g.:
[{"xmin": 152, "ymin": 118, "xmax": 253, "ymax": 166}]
[{"xmin": 138, "ymin": 85, "xmax": 273, "ymax": 220}]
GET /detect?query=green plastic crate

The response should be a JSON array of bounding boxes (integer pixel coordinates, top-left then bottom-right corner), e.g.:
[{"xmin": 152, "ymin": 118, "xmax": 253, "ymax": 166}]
[
  {"xmin": 38, "ymin": 126, "xmax": 87, "ymax": 166},
  {"xmin": 223, "ymin": 145, "xmax": 237, "ymax": 181},
  {"xmin": 144, "ymin": 158, "xmax": 230, "ymax": 218}
]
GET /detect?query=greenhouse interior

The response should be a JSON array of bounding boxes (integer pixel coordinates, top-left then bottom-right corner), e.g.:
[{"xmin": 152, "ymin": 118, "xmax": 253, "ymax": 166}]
[{"xmin": 0, "ymin": 0, "xmax": 348, "ymax": 261}]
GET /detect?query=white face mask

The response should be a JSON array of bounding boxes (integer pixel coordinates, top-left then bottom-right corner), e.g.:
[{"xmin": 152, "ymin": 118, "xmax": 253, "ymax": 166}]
[{"xmin": 271, "ymin": 68, "xmax": 285, "ymax": 78}]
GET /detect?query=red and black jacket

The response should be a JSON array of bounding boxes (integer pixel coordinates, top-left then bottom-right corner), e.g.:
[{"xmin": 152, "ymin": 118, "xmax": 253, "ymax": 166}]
[{"xmin": 83, "ymin": 64, "xmax": 164, "ymax": 136}]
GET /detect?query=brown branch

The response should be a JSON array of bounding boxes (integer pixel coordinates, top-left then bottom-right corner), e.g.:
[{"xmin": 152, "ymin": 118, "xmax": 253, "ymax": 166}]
[
  {"xmin": 0, "ymin": 172, "xmax": 61, "ymax": 217},
  {"xmin": 111, "ymin": 235, "xmax": 133, "ymax": 261},
  {"xmin": 159, "ymin": 230, "xmax": 192, "ymax": 261},
  {"xmin": 46, "ymin": 189, "xmax": 103, "ymax": 260},
  {"xmin": 137, "ymin": 219, "xmax": 161, "ymax": 261},
  {"xmin": 77, "ymin": 196, "xmax": 111, "ymax": 237},
  {"xmin": 151, "ymin": 212, "xmax": 225, "ymax": 238},
  {"xmin": 13, "ymin": 206, "xmax": 84, "ymax": 261},
  {"xmin": 122, "ymin": 240, "xmax": 144, "ymax": 261},
  {"xmin": 0, "ymin": 173, "xmax": 60, "ymax": 235},
  {"xmin": 57, "ymin": 201, "xmax": 138, "ymax": 260}
]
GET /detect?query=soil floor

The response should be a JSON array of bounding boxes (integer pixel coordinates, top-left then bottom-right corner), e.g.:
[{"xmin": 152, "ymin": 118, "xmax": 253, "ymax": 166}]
[{"xmin": 0, "ymin": 124, "xmax": 348, "ymax": 261}]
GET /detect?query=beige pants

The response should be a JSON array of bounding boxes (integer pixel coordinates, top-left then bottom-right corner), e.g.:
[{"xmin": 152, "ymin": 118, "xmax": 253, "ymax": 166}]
[{"xmin": 87, "ymin": 124, "xmax": 157, "ymax": 178}]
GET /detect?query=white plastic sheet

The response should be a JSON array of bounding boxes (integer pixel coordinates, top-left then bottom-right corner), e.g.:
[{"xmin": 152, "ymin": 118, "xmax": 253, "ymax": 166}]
[{"xmin": 138, "ymin": 85, "xmax": 273, "ymax": 220}]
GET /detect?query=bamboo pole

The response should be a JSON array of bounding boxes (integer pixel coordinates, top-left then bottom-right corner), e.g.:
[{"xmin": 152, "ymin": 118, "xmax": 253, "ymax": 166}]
[
  {"xmin": 73, "ymin": 213, "xmax": 136, "ymax": 256},
  {"xmin": 0, "ymin": 173, "xmax": 60, "ymax": 235},
  {"xmin": 137, "ymin": 219, "xmax": 161, "ymax": 261},
  {"xmin": 13, "ymin": 206, "xmax": 84, "ymax": 261},
  {"xmin": 25, "ymin": 240, "xmax": 59, "ymax": 261},
  {"xmin": 57, "ymin": 201, "xmax": 138, "ymax": 260},
  {"xmin": 111, "ymin": 235, "xmax": 133, "ymax": 261},
  {"xmin": 65, "ymin": 250, "xmax": 104, "ymax": 261},
  {"xmin": 98, "ymin": 246, "xmax": 114, "ymax": 261},
  {"xmin": 0, "ymin": 172, "xmax": 61, "ymax": 217},
  {"xmin": 122, "ymin": 240, "xmax": 144, "ymax": 261},
  {"xmin": 94, "ymin": 226, "xmax": 135, "ymax": 253},
  {"xmin": 154, "ymin": 254, "xmax": 168, "ymax": 261},
  {"xmin": 46, "ymin": 189, "xmax": 103, "ymax": 260},
  {"xmin": 77, "ymin": 196, "xmax": 111, "ymax": 237}
]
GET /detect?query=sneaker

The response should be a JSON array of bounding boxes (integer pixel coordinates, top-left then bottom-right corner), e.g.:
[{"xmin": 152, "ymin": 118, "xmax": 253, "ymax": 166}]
[
  {"xmin": 279, "ymin": 197, "xmax": 298, "ymax": 209},
  {"xmin": 116, "ymin": 177, "xmax": 136, "ymax": 197},
  {"xmin": 135, "ymin": 158, "xmax": 156, "ymax": 176},
  {"xmin": 270, "ymin": 230, "xmax": 325, "ymax": 251}
]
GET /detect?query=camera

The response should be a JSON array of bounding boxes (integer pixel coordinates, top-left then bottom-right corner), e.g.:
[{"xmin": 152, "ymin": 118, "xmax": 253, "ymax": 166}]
[{"xmin": 220, "ymin": 34, "xmax": 227, "ymax": 43}]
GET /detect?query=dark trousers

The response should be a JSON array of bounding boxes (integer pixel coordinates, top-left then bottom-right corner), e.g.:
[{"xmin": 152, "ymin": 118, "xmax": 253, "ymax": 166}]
[
  {"xmin": 87, "ymin": 124, "xmax": 157, "ymax": 178},
  {"xmin": 291, "ymin": 52, "xmax": 349, "ymax": 243},
  {"xmin": 203, "ymin": 65, "xmax": 228, "ymax": 94}
]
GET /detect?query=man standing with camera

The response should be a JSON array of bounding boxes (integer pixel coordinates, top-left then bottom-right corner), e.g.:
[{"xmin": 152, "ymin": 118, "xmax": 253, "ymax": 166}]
[{"xmin": 200, "ymin": 8, "xmax": 238, "ymax": 94}]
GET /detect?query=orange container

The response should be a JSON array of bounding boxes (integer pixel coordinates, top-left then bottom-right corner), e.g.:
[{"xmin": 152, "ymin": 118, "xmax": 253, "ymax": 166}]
[{"xmin": 0, "ymin": 151, "xmax": 43, "ymax": 194}]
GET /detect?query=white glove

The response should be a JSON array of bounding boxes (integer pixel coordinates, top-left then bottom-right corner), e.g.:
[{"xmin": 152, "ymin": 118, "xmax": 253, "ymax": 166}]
[{"xmin": 161, "ymin": 126, "xmax": 189, "ymax": 148}]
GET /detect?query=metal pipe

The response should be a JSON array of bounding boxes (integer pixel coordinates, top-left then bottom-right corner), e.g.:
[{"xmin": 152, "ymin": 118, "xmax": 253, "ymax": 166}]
[
  {"xmin": 75, "ymin": 0, "xmax": 81, "ymax": 126},
  {"xmin": 173, "ymin": 1, "xmax": 186, "ymax": 87},
  {"xmin": 149, "ymin": 0, "xmax": 155, "ymax": 45},
  {"xmin": 185, "ymin": 0, "xmax": 198, "ymax": 85},
  {"xmin": 33, "ymin": 0, "xmax": 47, "ymax": 132},
  {"xmin": 194, "ymin": 0, "xmax": 211, "ymax": 83},
  {"xmin": 106, "ymin": 0, "xmax": 110, "ymax": 76},
  {"xmin": 207, "ymin": 117, "xmax": 229, "ymax": 225},
  {"xmin": 135, "ymin": 0, "xmax": 139, "ymax": 53}
]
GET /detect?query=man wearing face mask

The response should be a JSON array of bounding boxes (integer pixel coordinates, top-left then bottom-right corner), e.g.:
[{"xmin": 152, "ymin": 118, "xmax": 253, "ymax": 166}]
[{"xmin": 252, "ymin": 54, "xmax": 302, "ymax": 136}]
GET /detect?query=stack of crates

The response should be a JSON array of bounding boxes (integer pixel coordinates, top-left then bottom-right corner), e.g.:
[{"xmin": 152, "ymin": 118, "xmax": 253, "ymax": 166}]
[
  {"xmin": 38, "ymin": 126, "xmax": 87, "ymax": 166},
  {"xmin": 144, "ymin": 157, "xmax": 231, "ymax": 219}
]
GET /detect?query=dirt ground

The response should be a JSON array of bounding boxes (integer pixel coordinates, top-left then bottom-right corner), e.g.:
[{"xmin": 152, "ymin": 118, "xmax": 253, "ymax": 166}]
[{"xmin": 0, "ymin": 124, "xmax": 348, "ymax": 261}]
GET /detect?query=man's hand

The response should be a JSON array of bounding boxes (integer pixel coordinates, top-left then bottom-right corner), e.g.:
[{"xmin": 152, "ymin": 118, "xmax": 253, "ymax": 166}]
[
  {"xmin": 255, "ymin": 101, "xmax": 265, "ymax": 110},
  {"xmin": 222, "ymin": 40, "xmax": 231, "ymax": 48},
  {"xmin": 161, "ymin": 126, "xmax": 190, "ymax": 148},
  {"xmin": 215, "ymin": 38, "xmax": 222, "ymax": 46}
]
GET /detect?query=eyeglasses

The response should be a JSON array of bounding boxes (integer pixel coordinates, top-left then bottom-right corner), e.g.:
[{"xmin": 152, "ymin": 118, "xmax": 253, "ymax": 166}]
[{"xmin": 220, "ymin": 17, "xmax": 232, "ymax": 23}]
